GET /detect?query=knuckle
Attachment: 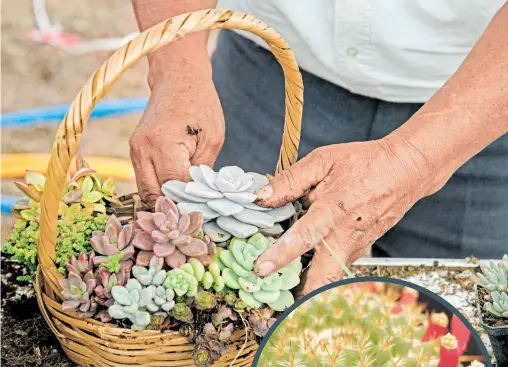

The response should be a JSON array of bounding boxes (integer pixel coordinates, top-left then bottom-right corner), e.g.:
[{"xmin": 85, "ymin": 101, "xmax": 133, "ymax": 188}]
[
  {"xmin": 129, "ymin": 132, "xmax": 144, "ymax": 153},
  {"xmin": 276, "ymin": 169, "xmax": 298, "ymax": 192}
]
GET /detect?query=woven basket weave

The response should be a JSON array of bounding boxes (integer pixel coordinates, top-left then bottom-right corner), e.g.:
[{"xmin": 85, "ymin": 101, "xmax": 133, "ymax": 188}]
[{"xmin": 35, "ymin": 9, "xmax": 303, "ymax": 367}]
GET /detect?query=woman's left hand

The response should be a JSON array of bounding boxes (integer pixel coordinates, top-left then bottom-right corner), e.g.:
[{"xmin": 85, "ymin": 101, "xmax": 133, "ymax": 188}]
[{"xmin": 253, "ymin": 136, "xmax": 444, "ymax": 296}]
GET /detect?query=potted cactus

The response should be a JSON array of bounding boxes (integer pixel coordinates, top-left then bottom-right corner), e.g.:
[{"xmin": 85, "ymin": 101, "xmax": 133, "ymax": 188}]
[
  {"xmin": 473, "ymin": 255, "xmax": 508, "ymax": 365},
  {"xmin": 257, "ymin": 281, "xmax": 486, "ymax": 366}
]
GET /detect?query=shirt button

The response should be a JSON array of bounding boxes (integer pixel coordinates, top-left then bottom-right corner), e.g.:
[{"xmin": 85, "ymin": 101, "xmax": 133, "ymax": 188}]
[{"xmin": 347, "ymin": 47, "xmax": 359, "ymax": 57}]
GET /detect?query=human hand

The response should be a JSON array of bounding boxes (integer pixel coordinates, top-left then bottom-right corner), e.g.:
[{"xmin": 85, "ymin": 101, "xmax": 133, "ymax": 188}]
[
  {"xmin": 253, "ymin": 137, "xmax": 441, "ymax": 296},
  {"xmin": 130, "ymin": 70, "xmax": 225, "ymax": 208}
]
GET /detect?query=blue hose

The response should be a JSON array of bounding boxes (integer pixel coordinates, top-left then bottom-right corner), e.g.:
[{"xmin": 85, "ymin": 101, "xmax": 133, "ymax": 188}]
[
  {"xmin": 1, "ymin": 196, "xmax": 17, "ymax": 214},
  {"xmin": 1, "ymin": 97, "xmax": 148, "ymax": 127}
]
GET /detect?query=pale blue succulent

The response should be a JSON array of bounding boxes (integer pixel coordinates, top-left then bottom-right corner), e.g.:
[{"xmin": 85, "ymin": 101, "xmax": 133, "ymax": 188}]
[
  {"xmin": 131, "ymin": 256, "xmax": 166, "ymax": 286},
  {"xmin": 486, "ymin": 291, "xmax": 508, "ymax": 318},
  {"xmin": 108, "ymin": 257, "xmax": 176, "ymax": 330},
  {"xmin": 108, "ymin": 279, "xmax": 151, "ymax": 330},
  {"xmin": 475, "ymin": 255, "xmax": 508, "ymax": 292},
  {"xmin": 215, "ymin": 233, "xmax": 301, "ymax": 311}
]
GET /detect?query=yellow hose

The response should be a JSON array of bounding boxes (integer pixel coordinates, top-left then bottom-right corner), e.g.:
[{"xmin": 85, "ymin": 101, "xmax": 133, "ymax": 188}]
[{"xmin": 1, "ymin": 153, "xmax": 135, "ymax": 180}]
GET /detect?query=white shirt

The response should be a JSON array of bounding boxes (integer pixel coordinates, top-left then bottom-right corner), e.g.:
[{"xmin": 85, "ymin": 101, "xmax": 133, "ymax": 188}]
[{"xmin": 217, "ymin": 0, "xmax": 505, "ymax": 102}]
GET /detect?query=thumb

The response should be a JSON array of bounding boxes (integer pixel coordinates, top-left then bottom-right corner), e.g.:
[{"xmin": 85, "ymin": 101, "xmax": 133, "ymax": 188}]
[
  {"xmin": 253, "ymin": 201, "xmax": 336, "ymax": 276},
  {"xmin": 255, "ymin": 149, "xmax": 332, "ymax": 208}
]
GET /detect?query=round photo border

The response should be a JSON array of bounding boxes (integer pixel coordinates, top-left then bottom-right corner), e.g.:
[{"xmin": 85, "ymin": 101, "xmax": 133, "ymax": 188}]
[{"xmin": 252, "ymin": 276, "xmax": 493, "ymax": 366}]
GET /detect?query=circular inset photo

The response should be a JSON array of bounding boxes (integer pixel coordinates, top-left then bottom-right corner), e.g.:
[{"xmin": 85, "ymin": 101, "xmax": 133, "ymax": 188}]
[{"xmin": 254, "ymin": 277, "xmax": 491, "ymax": 367}]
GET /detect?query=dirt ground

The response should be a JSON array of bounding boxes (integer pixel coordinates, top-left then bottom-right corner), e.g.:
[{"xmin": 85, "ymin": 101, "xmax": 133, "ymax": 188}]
[{"xmin": 2, "ymin": 0, "xmax": 146, "ymax": 238}]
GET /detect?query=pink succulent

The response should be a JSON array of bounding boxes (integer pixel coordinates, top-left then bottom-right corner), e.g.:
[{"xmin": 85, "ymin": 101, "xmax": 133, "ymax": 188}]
[
  {"xmin": 91, "ymin": 215, "xmax": 135, "ymax": 266},
  {"xmin": 59, "ymin": 270, "xmax": 97, "ymax": 318},
  {"xmin": 66, "ymin": 251, "xmax": 95, "ymax": 275},
  {"xmin": 133, "ymin": 197, "xmax": 208, "ymax": 268}
]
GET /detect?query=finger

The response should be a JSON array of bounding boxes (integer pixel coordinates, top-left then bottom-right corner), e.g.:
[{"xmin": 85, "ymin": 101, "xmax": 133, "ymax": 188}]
[
  {"xmin": 255, "ymin": 149, "xmax": 333, "ymax": 207},
  {"xmin": 190, "ymin": 133, "xmax": 223, "ymax": 168},
  {"xmin": 253, "ymin": 201, "xmax": 337, "ymax": 276},
  {"xmin": 300, "ymin": 242, "xmax": 348, "ymax": 296},
  {"xmin": 152, "ymin": 143, "xmax": 193, "ymax": 183},
  {"xmin": 131, "ymin": 154, "xmax": 162, "ymax": 208}
]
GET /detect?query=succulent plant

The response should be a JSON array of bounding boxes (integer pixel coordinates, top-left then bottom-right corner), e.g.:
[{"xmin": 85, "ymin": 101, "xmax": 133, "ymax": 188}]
[
  {"xmin": 192, "ymin": 323, "xmax": 231, "ymax": 367},
  {"xmin": 108, "ymin": 279, "xmax": 152, "ymax": 330},
  {"xmin": 171, "ymin": 302, "xmax": 194, "ymax": 322},
  {"xmin": 94, "ymin": 265, "xmax": 131, "ymax": 322},
  {"xmin": 248, "ymin": 307, "xmax": 277, "ymax": 337},
  {"xmin": 91, "ymin": 215, "xmax": 135, "ymax": 271},
  {"xmin": 474, "ymin": 255, "xmax": 508, "ymax": 292},
  {"xmin": 195, "ymin": 291, "xmax": 217, "ymax": 310},
  {"xmin": 211, "ymin": 304, "xmax": 237, "ymax": 327},
  {"xmin": 133, "ymin": 196, "xmax": 210, "ymax": 268},
  {"xmin": 13, "ymin": 153, "xmax": 119, "ymax": 221},
  {"xmin": 161, "ymin": 165, "xmax": 296, "ymax": 240},
  {"xmin": 486, "ymin": 291, "xmax": 508, "ymax": 317},
  {"xmin": 164, "ymin": 266, "xmax": 199, "ymax": 297},
  {"xmin": 131, "ymin": 255, "xmax": 166, "ymax": 286},
  {"xmin": 474, "ymin": 255, "xmax": 508, "ymax": 319},
  {"xmin": 59, "ymin": 268, "xmax": 97, "ymax": 318},
  {"xmin": 215, "ymin": 233, "xmax": 301, "ymax": 311},
  {"xmin": 66, "ymin": 251, "xmax": 94, "ymax": 275}
]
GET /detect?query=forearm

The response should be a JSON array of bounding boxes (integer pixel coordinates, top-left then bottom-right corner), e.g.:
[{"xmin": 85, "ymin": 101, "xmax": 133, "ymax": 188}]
[
  {"xmin": 132, "ymin": 0, "xmax": 217, "ymax": 85},
  {"xmin": 386, "ymin": 3, "xmax": 508, "ymax": 196}
]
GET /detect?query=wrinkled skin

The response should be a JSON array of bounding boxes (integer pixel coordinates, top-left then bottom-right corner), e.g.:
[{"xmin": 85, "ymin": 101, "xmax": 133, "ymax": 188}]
[
  {"xmin": 130, "ymin": 71, "xmax": 225, "ymax": 207},
  {"xmin": 253, "ymin": 138, "xmax": 440, "ymax": 296}
]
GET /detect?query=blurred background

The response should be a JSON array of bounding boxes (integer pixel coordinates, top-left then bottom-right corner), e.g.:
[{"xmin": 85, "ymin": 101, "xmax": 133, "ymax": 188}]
[{"xmin": 1, "ymin": 0, "xmax": 218, "ymax": 241}]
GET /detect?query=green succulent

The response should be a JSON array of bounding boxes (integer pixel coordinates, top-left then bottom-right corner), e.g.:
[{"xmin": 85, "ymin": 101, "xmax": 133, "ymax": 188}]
[
  {"xmin": 474, "ymin": 255, "xmax": 508, "ymax": 292},
  {"xmin": 171, "ymin": 303, "xmax": 194, "ymax": 322},
  {"xmin": 3, "ymin": 211, "xmax": 108, "ymax": 281},
  {"xmin": 4, "ymin": 156, "xmax": 118, "ymax": 282},
  {"xmin": 224, "ymin": 291, "xmax": 237, "ymax": 306},
  {"xmin": 195, "ymin": 291, "xmax": 217, "ymax": 310},
  {"xmin": 215, "ymin": 233, "xmax": 301, "ymax": 311},
  {"xmin": 164, "ymin": 267, "xmax": 199, "ymax": 297},
  {"xmin": 486, "ymin": 291, "xmax": 508, "ymax": 317},
  {"xmin": 474, "ymin": 255, "xmax": 508, "ymax": 319}
]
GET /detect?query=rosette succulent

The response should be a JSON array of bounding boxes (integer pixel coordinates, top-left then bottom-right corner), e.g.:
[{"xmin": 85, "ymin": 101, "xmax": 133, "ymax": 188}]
[
  {"xmin": 59, "ymin": 266, "xmax": 97, "ymax": 318},
  {"xmin": 474, "ymin": 255, "xmax": 508, "ymax": 292},
  {"xmin": 94, "ymin": 265, "xmax": 131, "ymax": 321},
  {"xmin": 215, "ymin": 233, "xmax": 301, "ymax": 311},
  {"xmin": 248, "ymin": 307, "xmax": 277, "ymax": 337},
  {"xmin": 486, "ymin": 291, "xmax": 508, "ymax": 317},
  {"xmin": 133, "ymin": 196, "xmax": 210, "ymax": 268},
  {"xmin": 108, "ymin": 279, "xmax": 152, "ymax": 330},
  {"xmin": 193, "ymin": 323, "xmax": 231, "ymax": 367},
  {"xmin": 474, "ymin": 255, "xmax": 508, "ymax": 318},
  {"xmin": 91, "ymin": 215, "xmax": 135, "ymax": 272},
  {"xmin": 164, "ymin": 267, "xmax": 199, "ymax": 298},
  {"xmin": 107, "ymin": 258, "xmax": 176, "ymax": 331},
  {"xmin": 161, "ymin": 165, "xmax": 296, "ymax": 240},
  {"xmin": 12, "ymin": 154, "xmax": 119, "ymax": 220}
]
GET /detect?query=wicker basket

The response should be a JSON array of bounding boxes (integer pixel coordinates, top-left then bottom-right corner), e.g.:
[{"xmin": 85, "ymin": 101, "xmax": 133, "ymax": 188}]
[{"xmin": 35, "ymin": 9, "xmax": 303, "ymax": 367}]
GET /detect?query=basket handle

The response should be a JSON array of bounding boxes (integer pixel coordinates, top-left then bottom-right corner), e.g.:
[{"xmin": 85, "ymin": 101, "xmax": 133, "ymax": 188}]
[{"xmin": 37, "ymin": 9, "xmax": 304, "ymax": 290}]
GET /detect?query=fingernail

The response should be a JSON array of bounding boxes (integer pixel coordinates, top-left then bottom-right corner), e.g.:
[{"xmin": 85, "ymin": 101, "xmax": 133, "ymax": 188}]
[
  {"xmin": 255, "ymin": 185, "xmax": 273, "ymax": 200},
  {"xmin": 257, "ymin": 261, "xmax": 275, "ymax": 276}
]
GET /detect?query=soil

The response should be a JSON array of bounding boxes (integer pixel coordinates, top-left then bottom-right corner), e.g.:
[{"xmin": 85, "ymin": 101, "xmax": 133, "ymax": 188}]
[{"xmin": 1, "ymin": 254, "xmax": 75, "ymax": 367}]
